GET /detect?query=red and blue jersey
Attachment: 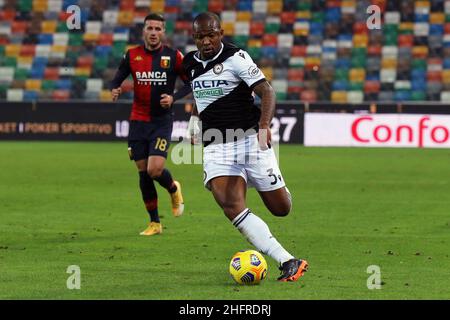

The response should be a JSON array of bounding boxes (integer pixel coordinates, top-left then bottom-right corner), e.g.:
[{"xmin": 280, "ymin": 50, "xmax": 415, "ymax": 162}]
[{"xmin": 111, "ymin": 45, "xmax": 188, "ymax": 122}]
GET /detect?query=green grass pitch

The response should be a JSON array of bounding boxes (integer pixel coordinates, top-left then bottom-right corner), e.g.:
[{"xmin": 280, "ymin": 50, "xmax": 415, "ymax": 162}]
[{"xmin": 1, "ymin": 141, "xmax": 449, "ymax": 299}]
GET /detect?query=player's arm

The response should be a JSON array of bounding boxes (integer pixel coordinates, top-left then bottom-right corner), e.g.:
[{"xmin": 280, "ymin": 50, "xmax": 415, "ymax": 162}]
[
  {"xmin": 253, "ymin": 80, "xmax": 276, "ymax": 148},
  {"xmin": 160, "ymin": 81, "xmax": 192, "ymax": 108},
  {"xmin": 161, "ymin": 50, "xmax": 192, "ymax": 108},
  {"xmin": 232, "ymin": 50, "xmax": 273, "ymax": 148},
  {"xmin": 187, "ymin": 103, "xmax": 200, "ymax": 144},
  {"xmin": 110, "ymin": 51, "xmax": 131, "ymax": 101}
]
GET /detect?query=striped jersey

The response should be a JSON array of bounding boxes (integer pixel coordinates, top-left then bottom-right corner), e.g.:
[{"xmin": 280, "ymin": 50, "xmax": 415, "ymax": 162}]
[
  {"xmin": 111, "ymin": 45, "xmax": 187, "ymax": 122},
  {"xmin": 182, "ymin": 42, "xmax": 266, "ymax": 142}
]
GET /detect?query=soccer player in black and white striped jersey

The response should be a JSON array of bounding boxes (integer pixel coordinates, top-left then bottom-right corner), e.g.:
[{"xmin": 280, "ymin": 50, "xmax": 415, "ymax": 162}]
[{"xmin": 183, "ymin": 13, "xmax": 308, "ymax": 282}]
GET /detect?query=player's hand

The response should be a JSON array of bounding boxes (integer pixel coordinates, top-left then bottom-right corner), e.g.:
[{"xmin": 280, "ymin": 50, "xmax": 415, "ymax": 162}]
[
  {"xmin": 187, "ymin": 115, "xmax": 201, "ymax": 144},
  {"xmin": 111, "ymin": 88, "xmax": 122, "ymax": 101},
  {"xmin": 257, "ymin": 125, "xmax": 272, "ymax": 150},
  {"xmin": 160, "ymin": 94, "xmax": 173, "ymax": 109}
]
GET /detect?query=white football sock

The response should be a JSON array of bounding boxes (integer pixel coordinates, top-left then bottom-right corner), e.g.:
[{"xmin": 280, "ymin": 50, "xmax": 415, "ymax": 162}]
[{"xmin": 232, "ymin": 208, "xmax": 294, "ymax": 264}]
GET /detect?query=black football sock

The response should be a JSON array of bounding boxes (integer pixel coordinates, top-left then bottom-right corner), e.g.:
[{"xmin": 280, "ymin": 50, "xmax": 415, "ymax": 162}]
[
  {"xmin": 139, "ymin": 171, "xmax": 160, "ymax": 223},
  {"xmin": 153, "ymin": 168, "xmax": 177, "ymax": 193}
]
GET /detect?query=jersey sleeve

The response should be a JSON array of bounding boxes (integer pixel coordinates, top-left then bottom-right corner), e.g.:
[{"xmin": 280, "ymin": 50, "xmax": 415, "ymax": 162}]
[
  {"xmin": 231, "ymin": 49, "xmax": 266, "ymax": 89},
  {"xmin": 110, "ymin": 51, "xmax": 131, "ymax": 90},
  {"xmin": 175, "ymin": 50, "xmax": 189, "ymax": 83}
]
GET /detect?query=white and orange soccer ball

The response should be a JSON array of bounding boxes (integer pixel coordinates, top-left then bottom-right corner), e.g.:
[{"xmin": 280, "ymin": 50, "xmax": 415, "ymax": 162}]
[{"xmin": 229, "ymin": 250, "xmax": 268, "ymax": 285}]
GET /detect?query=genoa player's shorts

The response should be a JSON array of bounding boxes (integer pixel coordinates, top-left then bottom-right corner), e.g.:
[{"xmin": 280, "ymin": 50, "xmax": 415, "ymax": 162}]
[
  {"xmin": 202, "ymin": 134, "xmax": 286, "ymax": 192},
  {"xmin": 127, "ymin": 117, "xmax": 173, "ymax": 161}
]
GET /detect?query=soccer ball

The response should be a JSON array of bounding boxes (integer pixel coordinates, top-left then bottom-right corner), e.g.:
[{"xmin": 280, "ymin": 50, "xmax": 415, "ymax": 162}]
[{"xmin": 229, "ymin": 250, "xmax": 268, "ymax": 285}]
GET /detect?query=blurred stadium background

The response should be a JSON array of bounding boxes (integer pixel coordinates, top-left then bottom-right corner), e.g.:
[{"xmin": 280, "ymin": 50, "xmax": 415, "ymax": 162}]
[
  {"xmin": 1, "ymin": 0, "xmax": 450, "ymax": 300},
  {"xmin": 1, "ymin": 0, "xmax": 450, "ymax": 145},
  {"xmin": 0, "ymin": 0, "xmax": 450, "ymax": 103}
]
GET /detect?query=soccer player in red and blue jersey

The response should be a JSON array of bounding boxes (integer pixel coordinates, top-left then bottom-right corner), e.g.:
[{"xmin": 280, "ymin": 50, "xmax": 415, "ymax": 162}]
[{"xmin": 110, "ymin": 13, "xmax": 191, "ymax": 236}]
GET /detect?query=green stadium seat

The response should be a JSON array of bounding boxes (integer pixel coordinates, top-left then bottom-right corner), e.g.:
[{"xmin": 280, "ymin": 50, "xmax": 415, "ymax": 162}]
[
  {"xmin": 232, "ymin": 35, "xmax": 248, "ymax": 48},
  {"xmin": 0, "ymin": 0, "xmax": 445, "ymax": 102},
  {"xmin": 14, "ymin": 68, "xmax": 28, "ymax": 80}
]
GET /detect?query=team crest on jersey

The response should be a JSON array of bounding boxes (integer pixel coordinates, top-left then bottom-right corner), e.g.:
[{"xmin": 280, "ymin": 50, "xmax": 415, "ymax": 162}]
[
  {"xmin": 134, "ymin": 55, "xmax": 143, "ymax": 61},
  {"xmin": 161, "ymin": 56, "xmax": 171, "ymax": 68},
  {"xmin": 213, "ymin": 63, "xmax": 223, "ymax": 74},
  {"xmin": 248, "ymin": 65, "xmax": 261, "ymax": 78}
]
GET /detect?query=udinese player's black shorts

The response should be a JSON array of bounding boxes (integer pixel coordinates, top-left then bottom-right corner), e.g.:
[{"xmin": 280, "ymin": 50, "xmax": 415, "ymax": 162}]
[{"xmin": 127, "ymin": 115, "xmax": 173, "ymax": 161}]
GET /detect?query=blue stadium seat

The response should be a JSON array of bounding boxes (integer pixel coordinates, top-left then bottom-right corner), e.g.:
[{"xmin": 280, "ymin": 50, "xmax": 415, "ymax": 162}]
[
  {"xmin": 32, "ymin": 57, "xmax": 48, "ymax": 68},
  {"xmin": 55, "ymin": 79, "xmax": 72, "ymax": 90},
  {"xmin": 63, "ymin": 0, "xmax": 79, "ymax": 10},
  {"xmin": 325, "ymin": 8, "xmax": 341, "ymax": 22},
  {"xmin": 261, "ymin": 47, "xmax": 277, "ymax": 60},
  {"xmin": 237, "ymin": 0, "xmax": 252, "ymax": 11},
  {"xmin": 335, "ymin": 58, "xmax": 351, "ymax": 69},
  {"xmin": 395, "ymin": 90, "xmax": 411, "ymax": 101},
  {"xmin": 166, "ymin": 0, "xmax": 181, "ymax": 6},
  {"xmin": 411, "ymin": 79, "xmax": 426, "ymax": 91},
  {"xmin": 430, "ymin": 24, "xmax": 444, "ymax": 35},
  {"xmin": 24, "ymin": 90, "xmax": 38, "ymax": 101},
  {"xmin": 29, "ymin": 67, "xmax": 45, "ymax": 79},
  {"xmin": 414, "ymin": 14, "xmax": 429, "ymax": 22},
  {"xmin": 38, "ymin": 34, "xmax": 53, "ymax": 44},
  {"xmin": 310, "ymin": 22, "xmax": 324, "ymax": 35},
  {"xmin": 411, "ymin": 69, "xmax": 426, "ymax": 80},
  {"xmin": 443, "ymin": 58, "xmax": 450, "ymax": 69},
  {"xmin": 332, "ymin": 80, "xmax": 349, "ymax": 90},
  {"xmin": 366, "ymin": 74, "xmax": 380, "ymax": 81},
  {"xmin": 95, "ymin": 46, "xmax": 112, "ymax": 56}
]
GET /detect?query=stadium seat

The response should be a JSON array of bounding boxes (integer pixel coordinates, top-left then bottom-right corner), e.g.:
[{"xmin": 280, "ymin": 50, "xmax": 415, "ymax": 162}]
[
  {"xmin": 300, "ymin": 89, "xmax": 317, "ymax": 102},
  {"xmin": 0, "ymin": 0, "xmax": 448, "ymax": 103},
  {"xmin": 7, "ymin": 88, "xmax": 24, "ymax": 101}
]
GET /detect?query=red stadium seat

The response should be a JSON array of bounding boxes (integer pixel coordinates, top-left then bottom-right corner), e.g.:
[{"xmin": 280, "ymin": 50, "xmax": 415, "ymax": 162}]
[
  {"xmin": 371, "ymin": 0, "xmax": 386, "ymax": 12},
  {"xmin": 367, "ymin": 45, "xmax": 382, "ymax": 56},
  {"xmin": 262, "ymin": 34, "xmax": 278, "ymax": 47},
  {"xmin": 52, "ymin": 90, "xmax": 70, "ymax": 101},
  {"xmin": 280, "ymin": 12, "xmax": 296, "ymax": 25},
  {"xmin": 120, "ymin": 0, "xmax": 135, "ymax": 10},
  {"xmin": 250, "ymin": 22, "xmax": 265, "ymax": 36},
  {"xmin": 98, "ymin": 34, "xmax": 114, "ymax": 46},
  {"xmin": 398, "ymin": 34, "xmax": 414, "ymax": 47},
  {"xmin": 11, "ymin": 21, "xmax": 28, "ymax": 34},
  {"xmin": 0, "ymin": 9, "xmax": 16, "ymax": 21},
  {"xmin": 59, "ymin": 11, "xmax": 72, "ymax": 22},
  {"xmin": 208, "ymin": 0, "xmax": 224, "ymax": 13},
  {"xmin": 445, "ymin": 23, "xmax": 450, "ymax": 34},
  {"xmin": 287, "ymin": 69, "xmax": 304, "ymax": 81},
  {"xmin": 291, "ymin": 46, "xmax": 307, "ymax": 57},
  {"xmin": 428, "ymin": 58, "xmax": 442, "ymax": 66},
  {"xmin": 364, "ymin": 81, "xmax": 381, "ymax": 94},
  {"xmin": 175, "ymin": 21, "xmax": 191, "ymax": 32},
  {"xmin": 353, "ymin": 22, "xmax": 368, "ymax": 35},
  {"xmin": 20, "ymin": 45, "xmax": 36, "ymax": 56},
  {"xmin": 44, "ymin": 68, "xmax": 59, "ymax": 80},
  {"xmin": 327, "ymin": 0, "xmax": 342, "ymax": 8},
  {"xmin": 77, "ymin": 56, "xmax": 94, "ymax": 68},
  {"xmin": 165, "ymin": 6, "xmax": 180, "ymax": 14},
  {"xmin": 427, "ymin": 71, "xmax": 442, "ymax": 82},
  {"xmin": 300, "ymin": 90, "xmax": 317, "ymax": 102},
  {"xmin": 287, "ymin": 85, "xmax": 303, "ymax": 95}
]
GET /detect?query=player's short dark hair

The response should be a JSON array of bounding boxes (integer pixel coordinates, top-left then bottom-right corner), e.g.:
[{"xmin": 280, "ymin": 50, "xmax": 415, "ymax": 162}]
[
  {"xmin": 144, "ymin": 13, "xmax": 165, "ymax": 25},
  {"xmin": 193, "ymin": 12, "xmax": 221, "ymax": 29}
]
